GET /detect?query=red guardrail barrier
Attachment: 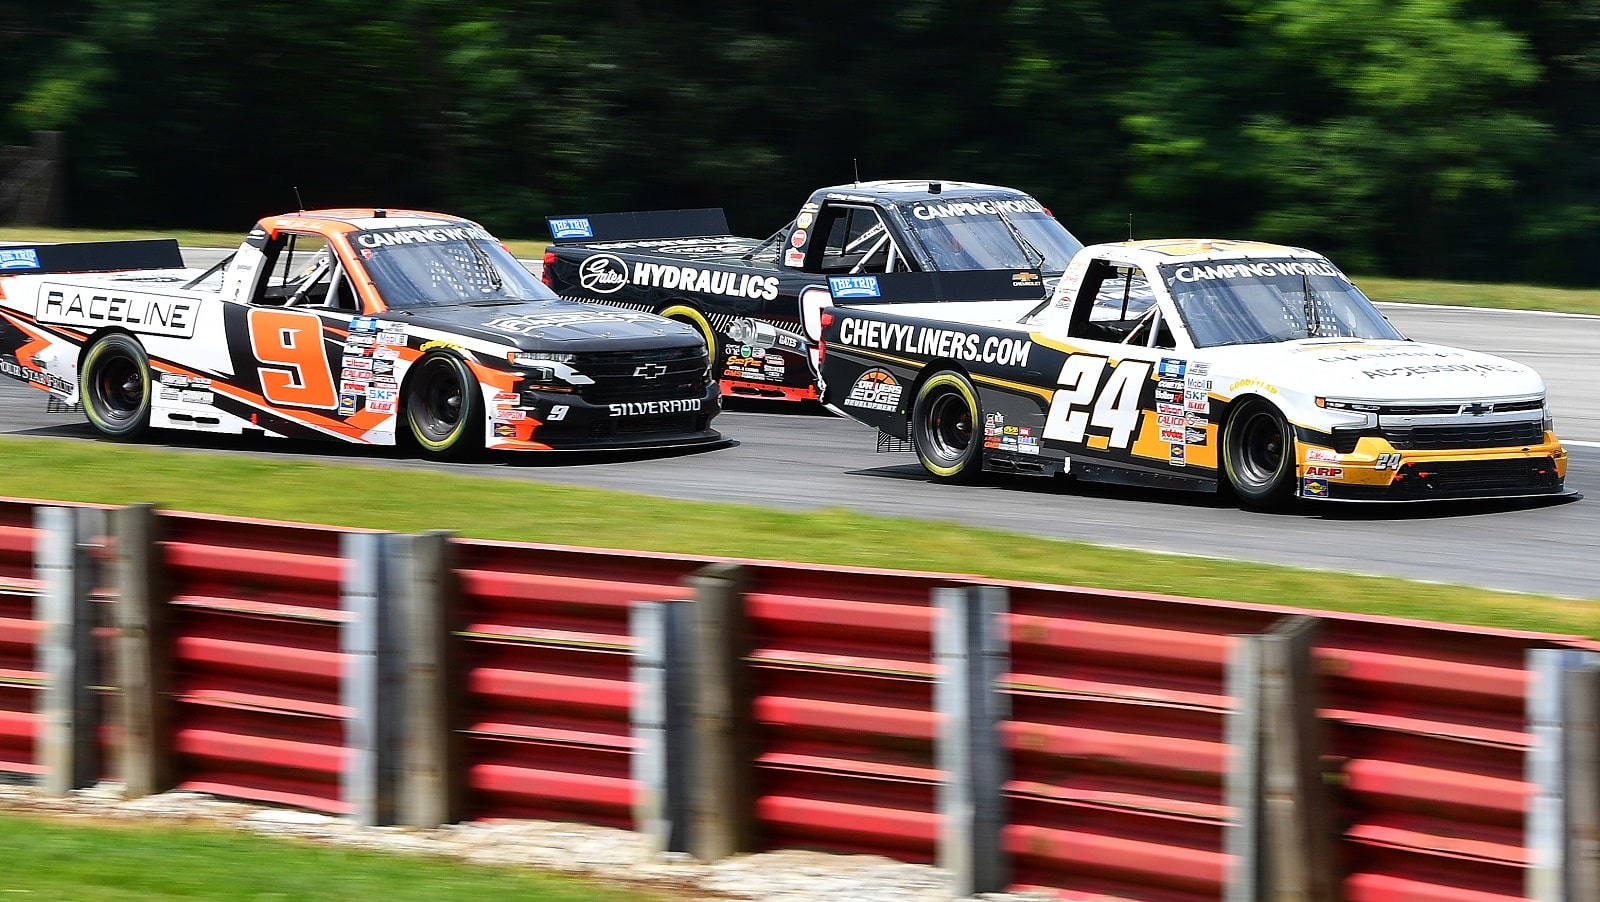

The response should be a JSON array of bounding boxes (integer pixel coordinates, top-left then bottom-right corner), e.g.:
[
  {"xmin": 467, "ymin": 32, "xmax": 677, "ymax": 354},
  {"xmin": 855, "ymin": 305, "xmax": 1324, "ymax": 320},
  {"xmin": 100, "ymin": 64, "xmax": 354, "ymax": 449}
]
[
  {"xmin": 0, "ymin": 587, "xmax": 41, "ymax": 776},
  {"xmin": 743, "ymin": 561, "xmax": 960, "ymax": 862},
  {"xmin": 160, "ymin": 511, "xmax": 356, "ymax": 813},
  {"xmin": 455, "ymin": 540, "xmax": 705, "ymax": 827},
  {"xmin": 1000, "ymin": 583, "xmax": 1277, "ymax": 901}
]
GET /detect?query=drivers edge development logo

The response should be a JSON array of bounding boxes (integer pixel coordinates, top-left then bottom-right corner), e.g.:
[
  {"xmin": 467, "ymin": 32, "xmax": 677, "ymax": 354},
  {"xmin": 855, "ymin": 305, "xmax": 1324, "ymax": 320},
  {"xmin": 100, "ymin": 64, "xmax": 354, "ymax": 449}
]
[
  {"xmin": 578, "ymin": 254, "xmax": 629, "ymax": 294},
  {"xmin": 843, "ymin": 368, "xmax": 902, "ymax": 412}
]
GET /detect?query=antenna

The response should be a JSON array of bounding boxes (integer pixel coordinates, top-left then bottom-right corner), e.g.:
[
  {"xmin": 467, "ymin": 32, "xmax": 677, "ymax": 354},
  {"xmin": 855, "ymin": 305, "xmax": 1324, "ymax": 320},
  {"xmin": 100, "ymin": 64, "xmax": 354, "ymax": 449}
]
[
  {"xmin": 853, "ymin": 159, "xmax": 860, "ymax": 186},
  {"xmin": 293, "ymin": 186, "xmax": 306, "ymax": 212},
  {"xmin": 1127, "ymin": 212, "xmax": 1134, "ymax": 242}
]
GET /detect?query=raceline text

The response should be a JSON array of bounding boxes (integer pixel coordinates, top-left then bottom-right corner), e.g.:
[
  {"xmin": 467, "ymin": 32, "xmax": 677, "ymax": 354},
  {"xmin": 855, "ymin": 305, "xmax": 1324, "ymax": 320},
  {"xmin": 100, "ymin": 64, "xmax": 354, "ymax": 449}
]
[
  {"xmin": 39, "ymin": 288, "xmax": 196, "ymax": 338},
  {"xmin": 837, "ymin": 318, "xmax": 1032, "ymax": 367}
]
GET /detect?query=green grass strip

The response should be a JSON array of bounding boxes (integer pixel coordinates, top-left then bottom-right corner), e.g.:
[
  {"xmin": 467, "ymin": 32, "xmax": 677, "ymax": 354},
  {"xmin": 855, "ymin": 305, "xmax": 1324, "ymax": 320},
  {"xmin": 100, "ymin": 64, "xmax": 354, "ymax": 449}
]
[
  {"xmin": 0, "ymin": 810, "xmax": 669, "ymax": 901},
  {"xmin": 0, "ymin": 436, "xmax": 1593, "ymax": 638}
]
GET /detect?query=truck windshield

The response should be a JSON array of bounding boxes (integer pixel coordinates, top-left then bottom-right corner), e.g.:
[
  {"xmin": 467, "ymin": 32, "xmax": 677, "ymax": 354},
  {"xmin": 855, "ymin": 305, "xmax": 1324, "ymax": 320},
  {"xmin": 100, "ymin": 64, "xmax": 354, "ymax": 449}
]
[
  {"xmin": 900, "ymin": 198, "xmax": 1082, "ymax": 273},
  {"xmin": 349, "ymin": 225, "xmax": 557, "ymax": 309},
  {"xmin": 1158, "ymin": 258, "xmax": 1403, "ymax": 348}
]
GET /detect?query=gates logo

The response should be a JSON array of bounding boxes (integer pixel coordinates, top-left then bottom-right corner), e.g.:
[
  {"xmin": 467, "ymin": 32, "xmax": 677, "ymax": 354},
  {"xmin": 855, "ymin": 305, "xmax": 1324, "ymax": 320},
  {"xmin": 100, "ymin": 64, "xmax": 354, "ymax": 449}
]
[{"xmin": 578, "ymin": 254, "xmax": 629, "ymax": 294}]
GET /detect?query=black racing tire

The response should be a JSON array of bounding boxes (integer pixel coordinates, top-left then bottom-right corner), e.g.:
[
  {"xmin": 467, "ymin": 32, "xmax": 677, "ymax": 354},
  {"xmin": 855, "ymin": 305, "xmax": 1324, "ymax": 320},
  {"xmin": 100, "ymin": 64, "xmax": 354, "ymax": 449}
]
[
  {"xmin": 405, "ymin": 353, "xmax": 482, "ymax": 458},
  {"xmin": 660, "ymin": 303, "xmax": 719, "ymax": 357},
  {"xmin": 80, "ymin": 333, "xmax": 153, "ymax": 440},
  {"xmin": 1222, "ymin": 399, "xmax": 1296, "ymax": 510},
  {"xmin": 911, "ymin": 370, "xmax": 983, "ymax": 483}
]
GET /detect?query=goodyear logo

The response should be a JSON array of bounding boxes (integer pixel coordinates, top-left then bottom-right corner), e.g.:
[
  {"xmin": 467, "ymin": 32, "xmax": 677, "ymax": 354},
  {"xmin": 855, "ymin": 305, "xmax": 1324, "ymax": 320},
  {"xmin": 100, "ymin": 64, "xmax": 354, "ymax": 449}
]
[
  {"xmin": 0, "ymin": 248, "xmax": 40, "ymax": 270},
  {"xmin": 829, "ymin": 275, "xmax": 881, "ymax": 299},
  {"xmin": 549, "ymin": 218, "xmax": 593, "ymax": 240}
]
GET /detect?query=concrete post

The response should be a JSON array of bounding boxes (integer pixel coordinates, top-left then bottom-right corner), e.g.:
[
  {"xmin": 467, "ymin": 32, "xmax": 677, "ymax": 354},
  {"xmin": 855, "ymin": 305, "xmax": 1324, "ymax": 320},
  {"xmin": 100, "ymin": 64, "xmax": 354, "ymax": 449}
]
[
  {"xmin": 396, "ymin": 530, "xmax": 462, "ymax": 828},
  {"xmin": 112, "ymin": 504, "xmax": 171, "ymax": 798},
  {"xmin": 934, "ymin": 584, "xmax": 1010, "ymax": 897},
  {"xmin": 341, "ymin": 531, "xmax": 400, "ymax": 827},
  {"xmin": 35, "ymin": 506, "xmax": 100, "ymax": 794},
  {"xmin": 687, "ymin": 562, "xmax": 755, "ymax": 860},
  {"xmin": 631, "ymin": 599, "xmax": 693, "ymax": 854},
  {"xmin": 1528, "ymin": 647, "xmax": 1600, "ymax": 901},
  {"xmin": 1226, "ymin": 615, "xmax": 1335, "ymax": 901}
]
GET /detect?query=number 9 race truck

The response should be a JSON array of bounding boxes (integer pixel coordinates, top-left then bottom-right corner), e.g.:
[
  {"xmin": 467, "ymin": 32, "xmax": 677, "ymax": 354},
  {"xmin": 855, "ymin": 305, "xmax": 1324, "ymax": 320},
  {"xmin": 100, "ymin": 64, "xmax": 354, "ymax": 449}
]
[
  {"xmin": 540, "ymin": 179, "xmax": 1083, "ymax": 403},
  {"xmin": 0, "ymin": 209, "xmax": 720, "ymax": 456},
  {"xmin": 817, "ymin": 238, "xmax": 1572, "ymax": 508}
]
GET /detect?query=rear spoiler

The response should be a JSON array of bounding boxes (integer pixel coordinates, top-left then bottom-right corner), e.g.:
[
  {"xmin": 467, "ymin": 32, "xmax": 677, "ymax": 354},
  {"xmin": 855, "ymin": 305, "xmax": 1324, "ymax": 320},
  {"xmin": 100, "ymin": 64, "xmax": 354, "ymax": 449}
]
[
  {"xmin": 545, "ymin": 208, "xmax": 731, "ymax": 244},
  {"xmin": 0, "ymin": 239, "xmax": 185, "ymax": 275},
  {"xmin": 826, "ymin": 269, "xmax": 1046, "ymax": 304}
]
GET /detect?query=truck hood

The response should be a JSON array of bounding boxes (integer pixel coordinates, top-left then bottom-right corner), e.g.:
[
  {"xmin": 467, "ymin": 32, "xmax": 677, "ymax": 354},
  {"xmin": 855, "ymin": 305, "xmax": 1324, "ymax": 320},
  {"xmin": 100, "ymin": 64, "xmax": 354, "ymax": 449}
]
[
  {"xmin": 391, "ymin": 299, "xmax": 702, "ymax": 351},
  {"xmin": 1216, "ymin": 339, "xmax": 1546, "ymax": 402}
]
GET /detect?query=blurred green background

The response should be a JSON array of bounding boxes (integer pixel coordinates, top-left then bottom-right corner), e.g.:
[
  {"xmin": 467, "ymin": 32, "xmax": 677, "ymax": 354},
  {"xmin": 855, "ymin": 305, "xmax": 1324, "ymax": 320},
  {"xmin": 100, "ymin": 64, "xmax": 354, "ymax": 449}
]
[{"xmin": 3, "ymin": 1, "xmax": 1596, "ymax": 284}]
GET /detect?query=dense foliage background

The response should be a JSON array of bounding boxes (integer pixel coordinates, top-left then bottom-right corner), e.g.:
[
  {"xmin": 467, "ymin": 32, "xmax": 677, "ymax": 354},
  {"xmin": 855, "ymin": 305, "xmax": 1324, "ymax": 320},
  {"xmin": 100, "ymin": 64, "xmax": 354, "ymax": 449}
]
[{"xmin": 3, "ymin": 1, "xmax": 1598, "ymax": 283}]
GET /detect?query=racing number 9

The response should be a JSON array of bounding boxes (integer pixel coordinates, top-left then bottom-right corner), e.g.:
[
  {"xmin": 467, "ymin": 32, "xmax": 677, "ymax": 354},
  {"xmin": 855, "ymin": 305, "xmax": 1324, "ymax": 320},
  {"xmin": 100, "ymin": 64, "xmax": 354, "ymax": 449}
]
[
  {"xmin": 1043, "ymin": 354, "xmax": 1150, "ymax": 449},
  {"xmin": 247, "ymin": 308, "xmax": 338, "ymax": 408}
]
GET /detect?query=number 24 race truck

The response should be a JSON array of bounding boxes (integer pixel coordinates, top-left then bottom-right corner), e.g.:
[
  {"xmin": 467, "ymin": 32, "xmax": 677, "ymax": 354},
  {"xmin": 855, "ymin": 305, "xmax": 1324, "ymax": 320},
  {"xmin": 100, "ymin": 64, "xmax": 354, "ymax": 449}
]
[
  {"xmin": 817, "ymin": 239, "xmax": 1571, "ymax": 508},
  {"xmin": 540, "ymin": 179, "xmax": 1084, "ymax": 403}
]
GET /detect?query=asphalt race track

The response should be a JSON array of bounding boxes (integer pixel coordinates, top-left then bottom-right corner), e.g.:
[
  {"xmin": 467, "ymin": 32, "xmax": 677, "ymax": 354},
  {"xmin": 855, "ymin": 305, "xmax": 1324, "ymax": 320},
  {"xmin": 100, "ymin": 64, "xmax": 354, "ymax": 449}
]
[{"xmin": 0, "ymin": 247, "xmax": 1594, "ymax": 600}]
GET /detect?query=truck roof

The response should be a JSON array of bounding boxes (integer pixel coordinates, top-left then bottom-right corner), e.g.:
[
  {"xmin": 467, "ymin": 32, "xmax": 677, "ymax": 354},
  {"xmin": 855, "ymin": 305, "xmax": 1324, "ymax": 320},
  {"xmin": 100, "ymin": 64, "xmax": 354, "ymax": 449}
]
[
  {"xmin": 812, "ymin": 179, "xmax": 1036, "ymax": 205},
  {"xmin": 1078, "ymin": 238, "xmax": 1322, "ymax": 265}
]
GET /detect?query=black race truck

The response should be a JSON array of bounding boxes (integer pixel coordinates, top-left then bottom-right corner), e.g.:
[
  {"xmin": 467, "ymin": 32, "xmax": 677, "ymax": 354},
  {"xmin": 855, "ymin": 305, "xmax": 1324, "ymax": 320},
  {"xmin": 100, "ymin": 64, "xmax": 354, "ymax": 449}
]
[{"xmin": 541, "ymin": 180, "xmax": 1083, "ymax": 402}]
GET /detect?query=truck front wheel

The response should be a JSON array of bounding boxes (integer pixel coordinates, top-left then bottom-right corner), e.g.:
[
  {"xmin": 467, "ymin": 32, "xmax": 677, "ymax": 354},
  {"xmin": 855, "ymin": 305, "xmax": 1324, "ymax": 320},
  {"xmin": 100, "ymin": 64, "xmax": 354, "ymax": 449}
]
[
  {"xmin": 81, "ymin": 333, "xmax": 153, "ymax": 440},
  {"xmin": 1222, "ymin": 399, "xmax": 1296, "ymax": 509},
  {"xmin": 405, "ymin": 353, "xmax": 482, "ymax": 458},
  {"xmin": 912, "ymin": 371, "xmax": 983, "ymax": 482}
]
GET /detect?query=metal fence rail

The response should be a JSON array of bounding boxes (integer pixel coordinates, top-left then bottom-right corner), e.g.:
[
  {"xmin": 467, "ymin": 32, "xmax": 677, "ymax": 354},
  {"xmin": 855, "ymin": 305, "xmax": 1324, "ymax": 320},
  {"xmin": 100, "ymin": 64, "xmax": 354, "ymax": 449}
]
[{"xmin": 3, "ymin": 495, "xmax": 1598, "ymax": 901}]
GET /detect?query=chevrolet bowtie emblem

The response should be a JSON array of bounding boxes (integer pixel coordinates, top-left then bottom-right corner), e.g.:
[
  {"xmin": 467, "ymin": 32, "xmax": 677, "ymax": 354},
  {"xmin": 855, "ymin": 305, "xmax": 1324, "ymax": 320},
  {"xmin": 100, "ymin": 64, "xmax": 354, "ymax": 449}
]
[
  {"xmin": 1463, "ymin": 402, "xmax": 1493, "ymax": 416},
  {"xmin": 633, "ymin": 364, "xmax": 668, "ymax": 379}
]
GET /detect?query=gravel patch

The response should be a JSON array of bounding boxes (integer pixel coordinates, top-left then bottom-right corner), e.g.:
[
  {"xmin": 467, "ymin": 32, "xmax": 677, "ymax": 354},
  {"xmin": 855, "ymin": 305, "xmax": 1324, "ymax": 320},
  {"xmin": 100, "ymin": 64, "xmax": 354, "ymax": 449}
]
[{"xmin": 0, "ymin": 783, "xmax": 1055, "ymax": 902}]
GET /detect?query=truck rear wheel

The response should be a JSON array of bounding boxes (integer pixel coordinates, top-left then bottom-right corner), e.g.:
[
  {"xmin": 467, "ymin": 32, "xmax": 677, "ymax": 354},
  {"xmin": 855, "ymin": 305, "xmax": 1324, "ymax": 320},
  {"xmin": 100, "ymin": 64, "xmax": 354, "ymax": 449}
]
[
  {"xmin": 81, "ymin": 333, "xmax": 153, "ymax": 440},
  {"xmin": 1222, "ymin": 399, "xmax": 1296, "ymax": 509},
  {"xmin": 405, "ymin": 353, "xmax": 482, "ymax": 458},
  {"xmin": 912, "ymin": 371, "xmax": 983, "ymax": 482}
]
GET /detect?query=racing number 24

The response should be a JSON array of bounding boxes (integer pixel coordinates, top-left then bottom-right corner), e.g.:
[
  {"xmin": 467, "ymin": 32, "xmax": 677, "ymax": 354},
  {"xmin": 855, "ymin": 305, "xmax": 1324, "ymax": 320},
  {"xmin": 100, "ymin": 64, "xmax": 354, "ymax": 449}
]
[
  {"xmin": 247, "ymin": 308, "xmax": 338, "ymax": 409},
  {"xmin": 1042, "ymin": 354, "xmax": 1151, "ymax": 450}
]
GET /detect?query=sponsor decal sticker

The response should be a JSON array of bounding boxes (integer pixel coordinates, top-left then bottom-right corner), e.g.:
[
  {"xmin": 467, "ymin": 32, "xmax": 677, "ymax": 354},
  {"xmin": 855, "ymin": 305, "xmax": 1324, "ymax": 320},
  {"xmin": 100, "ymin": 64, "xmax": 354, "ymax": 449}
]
[
  {"xmin": 160, "ymin": 388, "xmax": 182, "ymax": 401},
  {"xmin": 338, "ymin": 392, "xmax": 358, "ymax": 415},
  {"xmin": 1157, "ymin": 402, "xmax": 1184, "ymax": 417},
  {"xmin": 1301, "ymin": 478, "xmax": 1330, "ymax": 498},
  {"xmin": 549, "ymin": 217, "xmax": 593, "ymax": 240},
  {"xmin": 354, "ymin": 224, "xmax": 494, "ymax": 249},
  {"xmin": 1305, "ymin": 447, "xmax": 1339, "ymax": 463},
  {"xmin": 339, "ymin": 381, "xmax": 367, "ymax": 396},
  {"xmin": 1158, "ymin": 358, "xmax": 1187, "ymax": 379},
  {"xmin": 1169, "ymin": 443, "xmax": 1186, "ymax": 467},
  {"xmin": 0, "ymin": 248, "xmax": 40, "ymax": 270},
  {"xmin": 494, "ymin": 423, "xmax": 516, "ymax": 437},
  {"xmin": 784, "ymin": 249, "xmax": 805, "ymax": 267},
  {"xmin": 486, "ymin": 309, "xmax": 657, "ymax": 335},
  {"xmin": 836, "ymin": 318, "xmax": 1032, "ymax": 367},
  {"xmin": 350, "ymin": 316, "xmax": 380, "ymax": 332},
  {"xmin": 378, "ymin": 329, "xmax": 407, "ymax": 347},
  {"xmin": 578, "ymin": 253, "xmax": 630, "ymax": 294},
  {"xmin": 630, "ymin": 261, "xmax": 779, "ymax": 300},
  {"xmin": 495, "ymin": 409, "xmax": 527, "ymax": 422},
  {"xmin": 367, "ymin": 399, "xmax": 395, "ymax": 414},
  {"xmin": 909, "ymin": 198, "xmax": 1045, "ymax": 220},
  {"xmin": 796, "ymin": 211, "xmax": 815, "ymax": 228},
  {"xmin": 38, "ymin": 288, "xmax": 197, "ymax": 338},
  {"xmin": 1012, "ymin": 271, "xmax": 1041, "ymax": 288},
  {"xmin": 829, "ymin": 276, "xmax": 881, "ymax": 299},
  {"xmin": 844, "ymin": 369, "xmax": 903, "ymax": 412},
  {"xmin": 180, "ymin": 390, "xmax": 212, "ymax": 404},
  {"xmin": 1304, "ymin": 465, "xmax": 1344, "ymax": 479},
  {"xmin": 791, "ymin": 229, "xmax": 808, "ymax": 248}
]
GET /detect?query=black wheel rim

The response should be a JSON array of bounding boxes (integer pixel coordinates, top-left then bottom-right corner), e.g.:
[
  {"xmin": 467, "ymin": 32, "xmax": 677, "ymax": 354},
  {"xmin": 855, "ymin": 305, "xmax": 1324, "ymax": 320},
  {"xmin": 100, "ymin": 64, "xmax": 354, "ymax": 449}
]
[
  {"xmin": 92, "ymin": 354, "xmax": 144, "ymax": 424},
  {"xmin": 1234, "ymin": 409, "xmax": 1285, "ymax": 488},
  {"xmin": 411, "ymin": 358, "xmax": 464, "ymax": 441},
  {"xmin": 926, "ymin": 390, "xmax": 973, "ymax": 462}
]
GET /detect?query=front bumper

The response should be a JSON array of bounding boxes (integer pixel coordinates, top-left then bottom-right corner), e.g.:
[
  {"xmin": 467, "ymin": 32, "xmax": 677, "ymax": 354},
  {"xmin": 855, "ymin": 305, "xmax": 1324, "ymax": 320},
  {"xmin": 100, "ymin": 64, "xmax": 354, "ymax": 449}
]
[
  {"xmin": 1295, "ymin": 432, "xmax": 1569, "ymax": 502},
  {"xmin": 485, "ymin": 381, "xmax": 722, "ymax": 452}
]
